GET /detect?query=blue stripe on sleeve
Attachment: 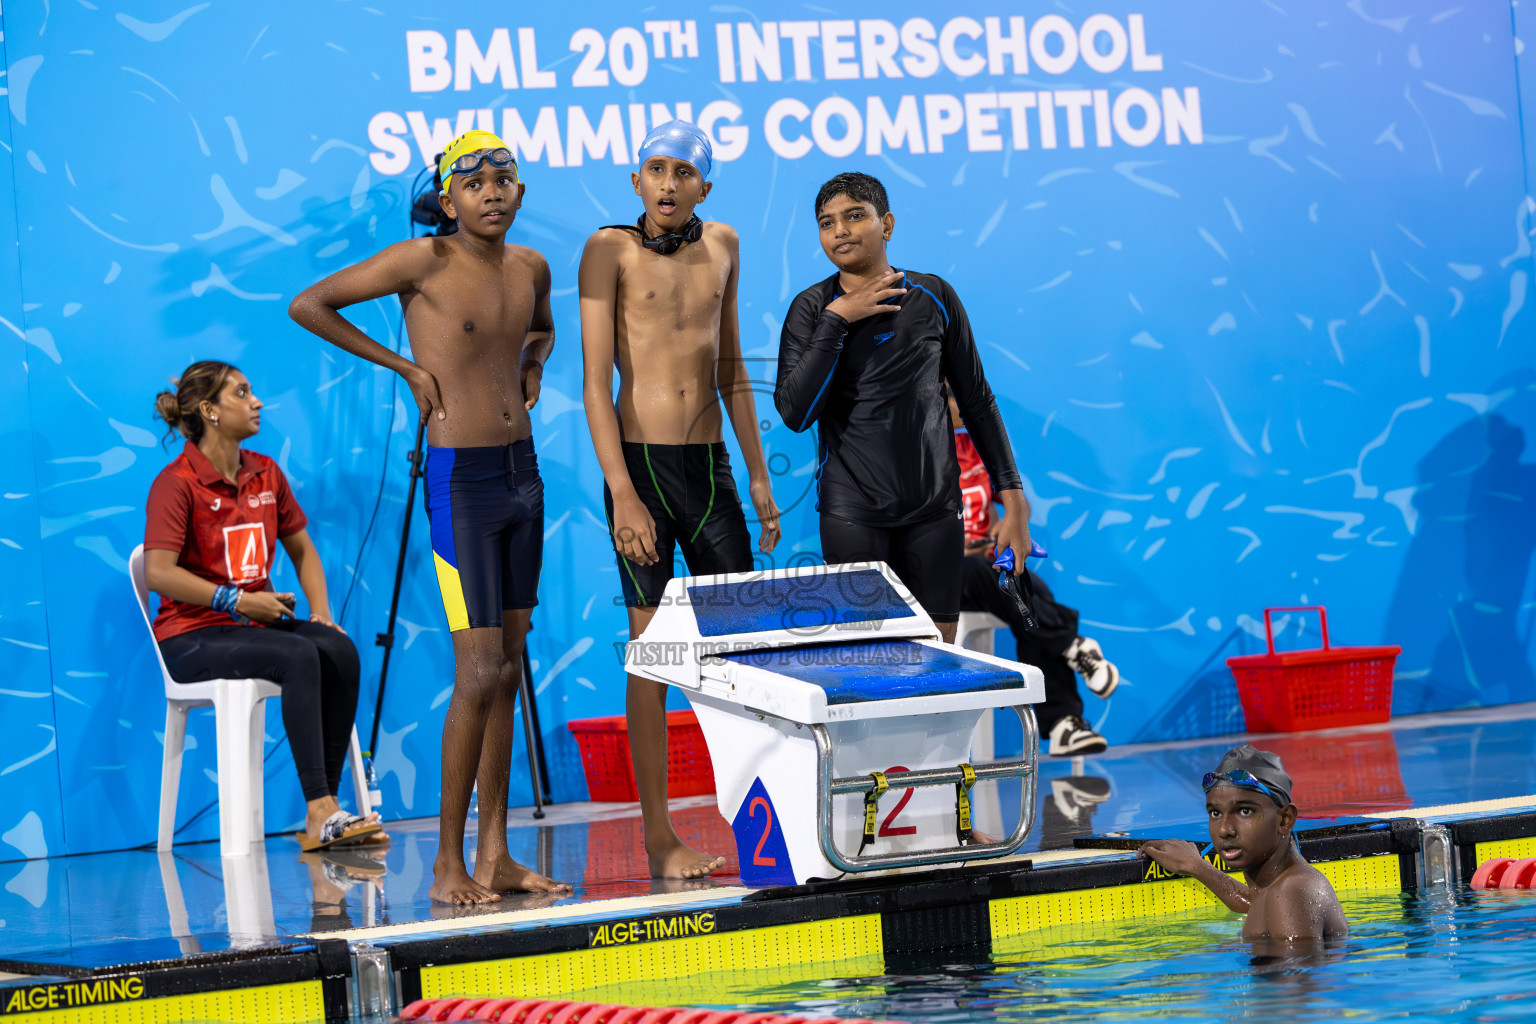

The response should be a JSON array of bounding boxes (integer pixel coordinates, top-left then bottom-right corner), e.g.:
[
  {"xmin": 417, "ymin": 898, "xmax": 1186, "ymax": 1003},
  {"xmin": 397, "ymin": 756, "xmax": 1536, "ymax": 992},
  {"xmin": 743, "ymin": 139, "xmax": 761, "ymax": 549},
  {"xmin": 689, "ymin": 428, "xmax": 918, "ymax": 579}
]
[
  {"xmin": 905, "ymin": 275, "xmax": 949, "ymax": 328},
  {"xmin": 801, "ymin": 357, "xmax": 840, "ymax": 431}
]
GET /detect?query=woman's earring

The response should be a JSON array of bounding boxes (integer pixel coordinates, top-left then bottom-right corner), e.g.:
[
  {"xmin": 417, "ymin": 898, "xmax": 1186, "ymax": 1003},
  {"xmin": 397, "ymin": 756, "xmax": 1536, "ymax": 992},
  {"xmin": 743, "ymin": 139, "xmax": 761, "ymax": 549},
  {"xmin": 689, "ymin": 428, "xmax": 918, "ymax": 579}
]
[{"xmin": 210, "ymin": 417, "xmax": 219, "ymax": 425}]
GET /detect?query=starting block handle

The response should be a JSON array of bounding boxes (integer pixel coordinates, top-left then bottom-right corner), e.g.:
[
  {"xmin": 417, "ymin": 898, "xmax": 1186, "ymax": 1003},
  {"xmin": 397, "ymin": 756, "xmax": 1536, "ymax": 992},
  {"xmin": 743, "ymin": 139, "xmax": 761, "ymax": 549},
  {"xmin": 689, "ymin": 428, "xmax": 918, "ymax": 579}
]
[
  {"xmin": 811, "ymin": 704, "xmax": 1040, "ymax": 875},
  {"xmin": 829, "ymin": 758, "xmax": 1029, "ymax": 794}
]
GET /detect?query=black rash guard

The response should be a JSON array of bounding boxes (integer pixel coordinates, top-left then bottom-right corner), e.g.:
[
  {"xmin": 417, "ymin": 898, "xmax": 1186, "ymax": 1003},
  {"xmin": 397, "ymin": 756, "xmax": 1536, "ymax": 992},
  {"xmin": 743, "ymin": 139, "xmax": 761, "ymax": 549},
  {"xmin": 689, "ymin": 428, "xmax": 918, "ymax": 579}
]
[{"xmin": 776, "ymin": 269, "xmax": 1021, "ymax": 528}]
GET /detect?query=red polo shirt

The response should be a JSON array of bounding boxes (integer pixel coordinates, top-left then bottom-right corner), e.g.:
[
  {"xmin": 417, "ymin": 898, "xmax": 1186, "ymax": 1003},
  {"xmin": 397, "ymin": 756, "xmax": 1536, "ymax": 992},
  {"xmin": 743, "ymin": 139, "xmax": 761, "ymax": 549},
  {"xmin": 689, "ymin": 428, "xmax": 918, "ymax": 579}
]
[
  {"xmin": 144, "ymin": 442, "xmax": 307, "ymax": 642},
  {"xmin": 956, "ymin": 428, "xmax": 993, "ymax": 546}
]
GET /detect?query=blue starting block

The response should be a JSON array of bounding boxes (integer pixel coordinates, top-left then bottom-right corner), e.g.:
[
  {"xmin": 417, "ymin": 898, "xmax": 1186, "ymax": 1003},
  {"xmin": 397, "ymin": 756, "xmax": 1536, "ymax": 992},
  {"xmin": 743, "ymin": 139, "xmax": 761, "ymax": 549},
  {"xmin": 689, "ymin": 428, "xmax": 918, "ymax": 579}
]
[{"xmin": 626, "ymin": 563, "xmax": 1045, "ymax": 886}]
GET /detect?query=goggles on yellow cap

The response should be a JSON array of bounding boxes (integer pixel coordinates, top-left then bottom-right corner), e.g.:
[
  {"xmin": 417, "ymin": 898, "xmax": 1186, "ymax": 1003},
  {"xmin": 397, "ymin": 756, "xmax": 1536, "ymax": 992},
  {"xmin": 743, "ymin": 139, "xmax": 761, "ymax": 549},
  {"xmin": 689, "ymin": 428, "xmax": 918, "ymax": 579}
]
[{"xmin": 439, "ymin": 130, "xmax": 518, "ymax": 195}]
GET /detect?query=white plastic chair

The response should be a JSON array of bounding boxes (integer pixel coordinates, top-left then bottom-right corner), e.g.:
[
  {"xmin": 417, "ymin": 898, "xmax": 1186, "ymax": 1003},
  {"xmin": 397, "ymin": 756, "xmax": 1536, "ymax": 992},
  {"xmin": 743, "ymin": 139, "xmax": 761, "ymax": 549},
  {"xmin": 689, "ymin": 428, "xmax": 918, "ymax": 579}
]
[
  {"xmin": 957, "ymin": 610, "xmax": 1007, "ymax": 764},
  {"xmin": 956, "ymin": 609, "xmax": 1006, "ymax": 656},
  {"xmin": 130, "ymin": 544, "xmax": 370, "ymax": 857}
]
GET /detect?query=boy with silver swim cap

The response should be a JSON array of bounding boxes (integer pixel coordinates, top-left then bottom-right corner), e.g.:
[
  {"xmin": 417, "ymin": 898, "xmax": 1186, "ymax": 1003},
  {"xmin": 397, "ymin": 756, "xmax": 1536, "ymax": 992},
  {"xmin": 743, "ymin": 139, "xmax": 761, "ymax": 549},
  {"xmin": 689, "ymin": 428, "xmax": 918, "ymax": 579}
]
[
  {"xmin": 291, "ymin": 129, "xmax": 570, "ymax": 905},
  {"xmin": 607, "ymin": 119, "xmax": 715, "ymax": 252},
  {"xmin": 1140, "ymin": 744, "xmax": 1348, "ymax": 943},
  {"xmin": 579, "ymin": 120, "xmax": 781, "ymax": 879}
]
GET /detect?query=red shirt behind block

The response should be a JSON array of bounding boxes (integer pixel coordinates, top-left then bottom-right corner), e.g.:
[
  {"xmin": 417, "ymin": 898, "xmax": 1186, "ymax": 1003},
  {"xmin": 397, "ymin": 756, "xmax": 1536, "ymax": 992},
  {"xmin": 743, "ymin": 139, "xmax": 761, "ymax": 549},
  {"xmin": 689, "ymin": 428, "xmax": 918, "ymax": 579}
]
[
  {"xmin": 144, "ymin": 441, "xmax": 308, "ymax": 642},
  {"xmin": 955, "ymin": 428, "xmax": 994, "ymax": 547}
]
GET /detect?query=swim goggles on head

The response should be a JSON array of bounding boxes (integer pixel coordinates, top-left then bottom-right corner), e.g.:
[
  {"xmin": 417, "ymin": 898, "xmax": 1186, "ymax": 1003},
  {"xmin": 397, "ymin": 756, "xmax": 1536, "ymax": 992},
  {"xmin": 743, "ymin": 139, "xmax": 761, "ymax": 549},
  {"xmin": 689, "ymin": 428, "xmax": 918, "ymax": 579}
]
[
  {"xmin": 1201, "ymin": 769, "xmax": 1278, "ymax": 803},
  {"xmin": 445, "ymin": 147, "xmax": 518, "ymax": 179}
]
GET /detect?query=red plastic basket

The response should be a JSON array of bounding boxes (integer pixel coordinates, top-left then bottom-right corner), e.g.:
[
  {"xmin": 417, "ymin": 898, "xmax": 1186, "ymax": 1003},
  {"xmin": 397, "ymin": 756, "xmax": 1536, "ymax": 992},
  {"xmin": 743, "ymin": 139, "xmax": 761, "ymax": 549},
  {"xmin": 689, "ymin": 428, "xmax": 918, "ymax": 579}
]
[
  {"xmin": 1225, "ymin": 606, "xmax": 1400, "ymax": 733},
  {"xmin": 567, "ymin": 709, "xmax": 716, "ymax": 802}
]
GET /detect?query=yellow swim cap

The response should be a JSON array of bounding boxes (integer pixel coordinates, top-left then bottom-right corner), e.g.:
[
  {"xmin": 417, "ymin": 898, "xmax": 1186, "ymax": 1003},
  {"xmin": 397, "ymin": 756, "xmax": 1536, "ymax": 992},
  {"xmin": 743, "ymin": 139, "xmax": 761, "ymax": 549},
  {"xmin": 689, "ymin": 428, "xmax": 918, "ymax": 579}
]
[{"xmin": 439, "ymin": 129, "xmax": 517, "ymax": 195}]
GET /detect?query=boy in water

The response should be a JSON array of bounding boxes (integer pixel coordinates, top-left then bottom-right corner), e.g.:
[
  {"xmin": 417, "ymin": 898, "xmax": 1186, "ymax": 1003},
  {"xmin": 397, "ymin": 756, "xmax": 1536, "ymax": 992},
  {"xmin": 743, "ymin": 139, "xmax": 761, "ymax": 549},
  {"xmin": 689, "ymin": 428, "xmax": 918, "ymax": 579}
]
[
  {"xmin": 1139, "ymin": 744, "xmax": 1348, "ymax": 941},
  {"xmin": 290, "ymin": 130, "xmax": 571, "ymax": 904},
  {"xmin": 777, "ymin": 172, "xmax": 1027, "ymax": 642},
  {"xmin": 579, "ymin": 121, "xmax": 781, "ymax": 878}
]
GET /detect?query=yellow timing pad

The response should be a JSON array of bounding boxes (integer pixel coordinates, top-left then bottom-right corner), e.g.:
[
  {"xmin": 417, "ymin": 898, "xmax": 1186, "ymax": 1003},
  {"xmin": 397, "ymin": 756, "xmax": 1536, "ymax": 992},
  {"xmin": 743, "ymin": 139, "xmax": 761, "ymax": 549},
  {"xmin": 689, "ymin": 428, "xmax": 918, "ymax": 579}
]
[
  {"xmin": 424, "ymin": 856, "xmax": 1402, "ymax": 1003},
  {"xmin": 423, "ymin": 915, "xmax": 883, "ymax": 1000},
  {"xmin": 990, "ymin": 854, "xmax": 1402, "ymax": 941},
  {"xmin": 433, "ymin": 552, "xmax": 471, "ymax": 633},
  {"xmin": 1475, "ymin": 835, "xmax": 1536, "ymax": 862},
  {"xmin": 0, "ymin": 980, "xmax": 322, "ymax": 1024},
  {"xmin": 3, "ymin": 855, "xmax": 1414, "ymax": 1020}
]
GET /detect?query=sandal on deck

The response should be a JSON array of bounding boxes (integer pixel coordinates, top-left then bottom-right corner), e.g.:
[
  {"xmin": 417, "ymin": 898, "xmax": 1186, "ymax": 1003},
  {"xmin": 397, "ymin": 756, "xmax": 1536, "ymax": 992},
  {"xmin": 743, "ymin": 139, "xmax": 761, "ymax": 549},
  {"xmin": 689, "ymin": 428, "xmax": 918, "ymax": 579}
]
[{"xmin": 298, "ymin": 810, "xmax": 382, "ymax": 852}]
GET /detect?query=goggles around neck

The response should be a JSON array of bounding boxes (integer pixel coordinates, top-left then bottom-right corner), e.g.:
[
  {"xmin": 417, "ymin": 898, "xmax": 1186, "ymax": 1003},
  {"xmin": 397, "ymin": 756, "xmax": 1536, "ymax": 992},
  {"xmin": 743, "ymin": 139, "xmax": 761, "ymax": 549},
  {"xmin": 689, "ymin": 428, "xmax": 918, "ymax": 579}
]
[
  {"xmin": 600, "ymin": 213, "xmax": 703, "ymax": 256},
  {"xmin": 444, "ymin": 147, "xmax": 518, "ymax": 181},
  {"xmin": 640, "ymin": 213, "xmax": 702, "ymax": 255},
  {"xmin": 1202, "ymin": 769, "xmax": 1280, "ymax": 805}
]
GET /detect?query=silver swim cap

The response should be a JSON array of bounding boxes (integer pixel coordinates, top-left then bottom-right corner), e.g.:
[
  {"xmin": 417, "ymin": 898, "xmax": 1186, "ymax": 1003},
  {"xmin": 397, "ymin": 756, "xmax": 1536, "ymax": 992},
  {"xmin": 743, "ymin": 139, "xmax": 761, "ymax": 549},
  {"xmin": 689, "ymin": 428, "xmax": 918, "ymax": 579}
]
[{"xmin": 637, "ymin": 119, "xmax": 713, "ymax": 180}]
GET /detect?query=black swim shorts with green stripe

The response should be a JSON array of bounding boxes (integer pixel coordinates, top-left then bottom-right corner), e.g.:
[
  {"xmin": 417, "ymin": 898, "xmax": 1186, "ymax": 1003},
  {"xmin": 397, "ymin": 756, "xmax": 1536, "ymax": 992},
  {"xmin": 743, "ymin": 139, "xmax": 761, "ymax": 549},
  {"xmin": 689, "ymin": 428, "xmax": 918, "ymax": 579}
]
[{"xmin": 603, "ymin": 440, "xmax": 754, "ymax": 608}]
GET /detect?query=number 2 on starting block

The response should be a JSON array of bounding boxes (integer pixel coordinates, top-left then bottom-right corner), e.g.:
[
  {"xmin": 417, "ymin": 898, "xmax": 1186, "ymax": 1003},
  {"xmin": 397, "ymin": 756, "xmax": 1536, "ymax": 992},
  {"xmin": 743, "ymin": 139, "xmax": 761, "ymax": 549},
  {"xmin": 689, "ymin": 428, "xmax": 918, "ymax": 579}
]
[{"xmin": 732, "ymin": 778, "xmax": 795, "ymax": 886}]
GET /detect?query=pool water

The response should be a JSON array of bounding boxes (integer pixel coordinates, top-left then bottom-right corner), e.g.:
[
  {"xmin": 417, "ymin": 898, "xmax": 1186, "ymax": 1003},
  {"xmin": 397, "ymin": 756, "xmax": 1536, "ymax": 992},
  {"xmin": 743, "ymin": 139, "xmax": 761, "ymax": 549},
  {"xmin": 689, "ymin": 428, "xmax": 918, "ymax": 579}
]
[{"xmin": 565, "ymin": 887, "xmax": 1536, "ymax": 1023}]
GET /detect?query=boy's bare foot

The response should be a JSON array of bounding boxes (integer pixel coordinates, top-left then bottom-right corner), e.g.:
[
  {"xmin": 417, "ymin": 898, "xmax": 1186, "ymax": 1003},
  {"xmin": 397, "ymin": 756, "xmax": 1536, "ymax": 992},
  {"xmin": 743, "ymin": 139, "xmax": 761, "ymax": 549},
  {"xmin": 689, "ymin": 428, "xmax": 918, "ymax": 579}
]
[
  {"xmin": 472, "ymin": 851, "xmax": 574, "ymax": 894},
  {"xmin": 430, "ymin": 861, "xmax": 502, "ymax": 905},
  {"xmin": 648, "ymin": 839, "xmax": 726, "ymax": 879}
]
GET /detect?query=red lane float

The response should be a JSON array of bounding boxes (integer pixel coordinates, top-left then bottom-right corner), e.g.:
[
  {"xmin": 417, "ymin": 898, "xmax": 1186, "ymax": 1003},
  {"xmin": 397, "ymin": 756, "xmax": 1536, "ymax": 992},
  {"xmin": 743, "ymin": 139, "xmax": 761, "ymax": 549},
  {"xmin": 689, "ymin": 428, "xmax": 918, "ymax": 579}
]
[
  {"xmin": 1497, "ymin": 857, "xmax": 1536, "ymax": 890},
  {"xmin": 1470, "ymin": 857, "xmax": 1514, "ymax": 889},
  {"xmin": 397, "ymin": 999, "xmax": 919, "ymax": 1024},
  {"xmin": 1470, "ymin": 856, "xmax": 1536, "ymax": 890},
  {"xmin": 549, "ymin": 1003, "xmax": 601, "ymax": 1024}
]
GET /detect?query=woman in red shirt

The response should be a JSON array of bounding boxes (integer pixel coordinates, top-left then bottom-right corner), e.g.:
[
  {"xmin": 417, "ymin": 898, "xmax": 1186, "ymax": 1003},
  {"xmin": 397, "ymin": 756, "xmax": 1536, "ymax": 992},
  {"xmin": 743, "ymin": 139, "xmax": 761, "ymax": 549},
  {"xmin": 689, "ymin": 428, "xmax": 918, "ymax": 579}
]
[{"xmin": 144, "ymin": 361, "xmax": 385, "ymax": 850}]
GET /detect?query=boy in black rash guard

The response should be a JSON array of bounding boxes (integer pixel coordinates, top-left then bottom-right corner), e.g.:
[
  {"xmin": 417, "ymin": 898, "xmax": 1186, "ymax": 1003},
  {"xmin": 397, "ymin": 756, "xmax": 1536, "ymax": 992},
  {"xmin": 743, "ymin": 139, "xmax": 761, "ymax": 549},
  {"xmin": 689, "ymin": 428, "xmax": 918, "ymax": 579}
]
[{"xmin": 776, "ymin": 172, "xmax": 1028, "ymax": 642}]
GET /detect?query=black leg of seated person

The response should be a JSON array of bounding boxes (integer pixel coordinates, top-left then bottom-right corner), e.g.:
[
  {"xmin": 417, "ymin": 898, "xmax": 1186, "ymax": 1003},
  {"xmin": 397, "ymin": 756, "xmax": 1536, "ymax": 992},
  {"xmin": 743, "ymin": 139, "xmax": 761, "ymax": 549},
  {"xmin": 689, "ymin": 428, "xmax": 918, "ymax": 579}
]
[
  {"xmin": 958, "ymin": 555, "xmax": 1088, "ymax": 735},
  {"xmin": 159, "ymin": 624, "xmax": 343, "ymax": 805},
  {"xmin": 267, "ymin": 619, "xmax": 361, "ymax": 798}
]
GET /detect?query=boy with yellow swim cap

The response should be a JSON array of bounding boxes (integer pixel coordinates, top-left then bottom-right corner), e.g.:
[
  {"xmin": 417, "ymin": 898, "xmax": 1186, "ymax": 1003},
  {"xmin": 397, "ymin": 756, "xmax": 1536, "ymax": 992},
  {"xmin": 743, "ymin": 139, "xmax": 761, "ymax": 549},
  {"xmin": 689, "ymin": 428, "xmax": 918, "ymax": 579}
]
[
  {"xmin": 291, "ymin": 130, "xmax": 570, "ymax": 905},
  {"xmin": 578, "ymin": 120, "xmax": 782, "ymax": 879}
]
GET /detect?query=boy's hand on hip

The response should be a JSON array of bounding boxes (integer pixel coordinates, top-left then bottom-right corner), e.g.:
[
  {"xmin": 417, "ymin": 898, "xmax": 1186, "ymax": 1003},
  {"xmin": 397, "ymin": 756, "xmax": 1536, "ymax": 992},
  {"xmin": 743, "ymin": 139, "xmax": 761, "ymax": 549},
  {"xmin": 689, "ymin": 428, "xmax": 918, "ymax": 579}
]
[
  {"xmin": 825, "ymin": 271, "xmax": 906, "ymax": 324},
  {"xmin": 521, "ymin": 361, "xmax": 543, "ymax": 411},
  {"xmin": 406, "ymin": 366, "xmax": 446, "ymax": 423},
  {"xmin": 750, "ymin": 477, "xmax": 781, "ymax": 554},
  {"xmin": 611, "ymin": 494, "xmax": 660, "ymax": 566}
]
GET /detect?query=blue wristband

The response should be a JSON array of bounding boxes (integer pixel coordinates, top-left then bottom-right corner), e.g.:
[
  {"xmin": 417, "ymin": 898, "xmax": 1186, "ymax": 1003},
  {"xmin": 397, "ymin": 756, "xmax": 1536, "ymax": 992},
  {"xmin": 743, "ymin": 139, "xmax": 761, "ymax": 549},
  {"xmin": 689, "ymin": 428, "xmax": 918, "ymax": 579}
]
[{"xmin": 212, "ymin": 585, "xmax": 240, "ymax": 615}]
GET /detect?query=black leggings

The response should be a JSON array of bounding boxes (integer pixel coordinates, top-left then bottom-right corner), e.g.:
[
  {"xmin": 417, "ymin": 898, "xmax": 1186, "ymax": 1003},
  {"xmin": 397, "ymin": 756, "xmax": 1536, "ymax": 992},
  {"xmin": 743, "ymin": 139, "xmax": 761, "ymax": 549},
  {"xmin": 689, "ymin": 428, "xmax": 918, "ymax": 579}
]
[
  {"xmin": 958, "ymin": 553, "xmax": 1083, "ymax": 729},
  {"xmin": 821, "ymin": 513, "xmax": 964, "ymax": 623},
  {"xmin": 159, "ymin": 621, "xmax": 361, "ymax": 803}
]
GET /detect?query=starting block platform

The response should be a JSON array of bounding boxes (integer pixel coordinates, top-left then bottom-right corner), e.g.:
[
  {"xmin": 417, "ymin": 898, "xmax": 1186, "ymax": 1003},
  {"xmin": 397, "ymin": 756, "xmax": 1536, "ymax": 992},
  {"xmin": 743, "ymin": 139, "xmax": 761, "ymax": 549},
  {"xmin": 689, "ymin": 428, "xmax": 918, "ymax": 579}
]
[{"xmin": 626, "ymin": 563, "xmax": 1046, "ymax": 885}]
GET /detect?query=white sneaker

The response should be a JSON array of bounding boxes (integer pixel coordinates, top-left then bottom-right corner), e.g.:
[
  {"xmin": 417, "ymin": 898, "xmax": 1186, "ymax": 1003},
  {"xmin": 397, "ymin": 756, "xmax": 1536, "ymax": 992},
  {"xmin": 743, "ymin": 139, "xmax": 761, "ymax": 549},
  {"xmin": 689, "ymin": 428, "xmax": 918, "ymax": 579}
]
[
  {"xmin": 1048, "ymin": 715, "xmax": 1108, "ymax": 756},
  {"xmin": 1064, "ymin": 636, "xmax": 1119, "ymax": 698}
]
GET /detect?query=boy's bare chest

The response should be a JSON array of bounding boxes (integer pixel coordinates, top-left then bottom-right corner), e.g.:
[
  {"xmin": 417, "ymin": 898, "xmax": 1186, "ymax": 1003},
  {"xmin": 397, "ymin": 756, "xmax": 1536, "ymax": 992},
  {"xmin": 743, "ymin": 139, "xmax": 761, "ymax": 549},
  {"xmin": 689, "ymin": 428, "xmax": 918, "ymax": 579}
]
[
  {"xmin": 419, "ymin": 260, "xmax": 534, "ymax": 340},
  {"xmin": 620, "ymin": 254, "xmax": 726, "ymax": 321}
]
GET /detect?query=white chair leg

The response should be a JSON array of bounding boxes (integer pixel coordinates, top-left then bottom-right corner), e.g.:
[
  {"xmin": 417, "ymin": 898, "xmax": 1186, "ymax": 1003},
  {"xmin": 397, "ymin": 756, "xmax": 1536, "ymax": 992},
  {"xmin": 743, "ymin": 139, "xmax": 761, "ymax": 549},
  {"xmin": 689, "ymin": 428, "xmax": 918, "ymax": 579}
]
[
  {"xmin": 215, "ymin": 680, "xmax": 261, "ymax": 856},
  {"xmin": 973, "ymin": 707, "xmax": 996, "ymax": 762},
  {"xmin": 348, "ymin": 726, "xmax": 372, "ymax": 818},
  {"xmin": 247, "ymin": 693, "xmax": 269, "ymax": 841},
  {"xmin": 964, "ymin": 629, "xmax": 996, "ymax": 656},
  {"xmin": 158, "ymin": 703, "xmax": 189, "ymax": 853}
]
